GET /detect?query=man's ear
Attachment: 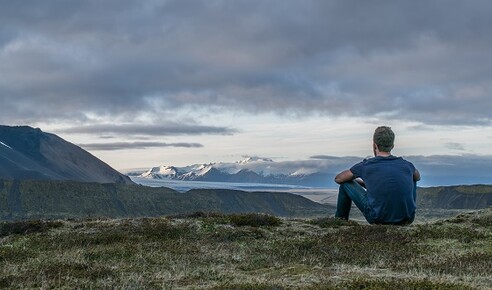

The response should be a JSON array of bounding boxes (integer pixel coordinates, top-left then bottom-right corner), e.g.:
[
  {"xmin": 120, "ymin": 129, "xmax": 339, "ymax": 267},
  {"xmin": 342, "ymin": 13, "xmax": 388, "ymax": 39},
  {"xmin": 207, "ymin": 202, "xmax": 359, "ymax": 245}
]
[{"xmin": 373, "ymin": 142, "xmax": 378, "ymax": 151}]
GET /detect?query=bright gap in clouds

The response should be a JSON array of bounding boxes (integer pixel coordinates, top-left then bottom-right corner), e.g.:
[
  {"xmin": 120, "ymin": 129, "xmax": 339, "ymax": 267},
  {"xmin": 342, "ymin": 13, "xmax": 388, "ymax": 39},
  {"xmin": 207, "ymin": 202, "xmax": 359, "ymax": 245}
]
[{"xmin": 46, "ymin": 110, "xmax": 492, "ymax": 170}]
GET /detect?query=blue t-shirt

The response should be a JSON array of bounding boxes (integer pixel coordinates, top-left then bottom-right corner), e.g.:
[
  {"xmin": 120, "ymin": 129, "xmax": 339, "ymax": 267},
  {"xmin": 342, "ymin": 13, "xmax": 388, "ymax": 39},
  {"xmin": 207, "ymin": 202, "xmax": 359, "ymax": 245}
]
[{"xmin": 350, "ymin": 156, "xmax": 416, "ymax": 224}]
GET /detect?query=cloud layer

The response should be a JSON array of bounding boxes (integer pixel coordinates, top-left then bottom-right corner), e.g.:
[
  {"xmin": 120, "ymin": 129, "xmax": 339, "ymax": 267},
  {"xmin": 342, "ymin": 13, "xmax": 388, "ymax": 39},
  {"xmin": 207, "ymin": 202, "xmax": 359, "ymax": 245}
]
[
  {"xmin": 79, "ymin": 141, "xmax": 203, "ymax": 151},
  {"xmin": 56, "ymin": 124, "xmax": 235, "ymax": 136},
  {"xmin": 2, "ymin": 0, "xmax": 492, "ymax": 125}
]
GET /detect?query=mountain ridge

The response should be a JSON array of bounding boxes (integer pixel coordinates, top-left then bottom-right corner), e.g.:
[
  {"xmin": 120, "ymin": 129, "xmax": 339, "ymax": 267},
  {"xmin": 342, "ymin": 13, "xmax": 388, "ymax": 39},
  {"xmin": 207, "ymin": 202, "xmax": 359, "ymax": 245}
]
[
  {"xmin": 0, "ymin": 179, "xmax": 331, "ymax": 220},
  {"xmin": 0, "ymin": 125, "xmax": 133, "ymax": 184},
  {"xmin": 131, "ymin": 157, "xmax": 334, "ymax": 187},
  {"xmin": 417, "ymin": 184, "xmax": 492, "ymax": 209}
]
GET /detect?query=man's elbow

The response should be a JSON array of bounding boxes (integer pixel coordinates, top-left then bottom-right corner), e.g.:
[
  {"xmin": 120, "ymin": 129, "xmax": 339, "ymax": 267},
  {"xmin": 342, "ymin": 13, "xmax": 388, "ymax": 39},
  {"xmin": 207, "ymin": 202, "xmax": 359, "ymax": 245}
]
[
  {"xmin": 335, "ymin": 170, "xmax": 353, "ymax": 184},
  {"xmin": 334, "ymin": 176, "xmax": 342, "ymax": 184}
]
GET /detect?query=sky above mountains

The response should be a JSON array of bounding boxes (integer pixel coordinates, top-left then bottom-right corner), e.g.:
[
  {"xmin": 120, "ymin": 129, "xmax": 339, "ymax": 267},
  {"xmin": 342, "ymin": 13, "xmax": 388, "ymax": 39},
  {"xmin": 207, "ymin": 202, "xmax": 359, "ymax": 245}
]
[{"xmin": 1, "ymin": 1, "xmax": 492, "ymax": 183}]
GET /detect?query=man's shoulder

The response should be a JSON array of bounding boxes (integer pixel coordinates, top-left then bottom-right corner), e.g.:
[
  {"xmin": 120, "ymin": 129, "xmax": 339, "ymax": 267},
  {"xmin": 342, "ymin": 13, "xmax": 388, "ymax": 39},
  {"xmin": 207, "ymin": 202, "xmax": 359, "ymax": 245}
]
[
  {"xmin": 397, "ymin": 156, "xmax": 415, "ymax": 165},
  {"xmin": 391, "ymin": 156, "xmax": 416, "ymax": 170},
  {"xmin": 355, "ymin": 156, "xmax": 415, "ymax": 168},
  {"xmin": 366, "ymin": 156, "xmax": 414, "ymax": 165},
  {"xmin": 365, "ymin": 156, "xmax": 398, "ymax": 163}
]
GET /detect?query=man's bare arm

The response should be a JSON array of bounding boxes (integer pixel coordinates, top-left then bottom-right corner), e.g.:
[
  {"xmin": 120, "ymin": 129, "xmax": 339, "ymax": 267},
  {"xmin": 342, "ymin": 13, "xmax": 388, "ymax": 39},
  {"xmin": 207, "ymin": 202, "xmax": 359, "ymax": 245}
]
[
  {"xmin": 335, "ymin": 170, "xmax": 355, "ymax": 184},
  {"xmin": 413, "ymin": 169, "xmax": 421, "ymax": 182}
]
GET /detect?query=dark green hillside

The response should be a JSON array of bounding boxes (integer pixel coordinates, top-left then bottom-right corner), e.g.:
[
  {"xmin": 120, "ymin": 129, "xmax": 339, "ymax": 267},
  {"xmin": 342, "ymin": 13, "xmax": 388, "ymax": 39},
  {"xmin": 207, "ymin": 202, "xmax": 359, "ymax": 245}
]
[
  {"xmin": 418, "ymin": 185, "xmax": 492, "ymax": 209},
  {"xmin": 185, "ymin": 189, "xmax": 330, "ymax": 217},
  {"xmin": 0, "ymin": 179, "xmax": 330, "ymax": 220}
]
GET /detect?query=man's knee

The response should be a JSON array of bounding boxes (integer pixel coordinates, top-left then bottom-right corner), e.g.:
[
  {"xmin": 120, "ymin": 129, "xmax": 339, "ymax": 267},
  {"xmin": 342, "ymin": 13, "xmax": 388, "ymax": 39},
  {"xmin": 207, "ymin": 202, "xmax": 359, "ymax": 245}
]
[{"xmin": 340, "ymin": 180, "xmax": 362, "ymax": 191}]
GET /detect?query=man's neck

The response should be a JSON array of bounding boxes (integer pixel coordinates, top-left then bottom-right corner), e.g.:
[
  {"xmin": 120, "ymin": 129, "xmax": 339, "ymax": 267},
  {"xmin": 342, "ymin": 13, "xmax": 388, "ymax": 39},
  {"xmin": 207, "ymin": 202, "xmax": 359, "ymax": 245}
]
[{"xmin": 376, "ymin": 151, "xmax": 392, "ymax": 157}]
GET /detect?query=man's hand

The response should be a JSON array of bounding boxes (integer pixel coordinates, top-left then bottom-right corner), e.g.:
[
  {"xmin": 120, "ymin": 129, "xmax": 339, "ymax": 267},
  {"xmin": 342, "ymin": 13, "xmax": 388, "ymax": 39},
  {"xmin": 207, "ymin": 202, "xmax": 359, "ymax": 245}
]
[
  {"xmin": 334, "ymin": 169, "xmax": 355, "ymax": 184},
  {"xmin": 413, "ymin": 169, "xmax": 421, "ymax": 182},
  {"xmin": 355, "ymin": 178, "xmax": 366, "ymax": 188}
]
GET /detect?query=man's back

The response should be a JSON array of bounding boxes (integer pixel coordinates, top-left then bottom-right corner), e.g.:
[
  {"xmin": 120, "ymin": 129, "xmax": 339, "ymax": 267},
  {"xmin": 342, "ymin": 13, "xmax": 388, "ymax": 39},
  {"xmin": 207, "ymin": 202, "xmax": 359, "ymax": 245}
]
[
  {"xmin": 334, "ymin": 126, "xmax": 420, "ymax": 225},
  {"xmin": 350, "ymin": 156, "xmax": 416, "ymax": 223}
]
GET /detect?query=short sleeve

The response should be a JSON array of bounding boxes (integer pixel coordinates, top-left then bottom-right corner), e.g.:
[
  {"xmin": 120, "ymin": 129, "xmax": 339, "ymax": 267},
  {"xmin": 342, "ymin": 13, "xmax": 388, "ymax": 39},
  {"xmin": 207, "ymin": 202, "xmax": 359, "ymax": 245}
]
[
  {"xmin": 410, "ymin": 161, "xmax": 416, "ymax": 171},
  {"xmin": 405, "ymin": 160, "xmax": 416, "ymax": 172},
  {"xmin": 350, "ymin": 161, "xmax": 364, "ymax": 178}
]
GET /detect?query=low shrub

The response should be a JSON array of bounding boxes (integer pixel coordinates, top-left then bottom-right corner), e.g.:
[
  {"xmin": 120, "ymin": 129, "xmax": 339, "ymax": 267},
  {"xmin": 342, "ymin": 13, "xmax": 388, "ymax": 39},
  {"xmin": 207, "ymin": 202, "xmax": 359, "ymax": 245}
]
[
  {"xmin": 211, "ymin": 283, "xmax": 284, "ymax": 290},
  {"xmin": 38, "ymin": 261, "xmax": 114, "ymax": 280},
  {"xmin": 411, "ymin": 224, "xmax": 487, "ymax": 242},
  {"xmin": 170, "ymin": 211, "xmax": 227, "ymax": 219},
  {"xmin": 171, "ymin": 212, "xmax": 282, "ymax": 227},
  {"xmin": 212, "ymin": 226, "xmax": 267, "ymax": 242},
  {"xmin": 417, "ymin": 251, "xmax": 492, "ymax": 276},
  {"xmin": 228, "ymin": 213, "xmax": 282, "ymax": 227},
  {"xmin": 0, "ymin": 220, "xmax": 63, "ymax": 237},
  {"xmin": 308, "ymin": 217, "xmax": 360, "ymax": 228},
  {"xmin": 0, "ymin": 246, "xmax": 34, "ymax": 263},
  {"xmin": 335, "ymin": 277, "xmax": 473, "ymax": 290}
]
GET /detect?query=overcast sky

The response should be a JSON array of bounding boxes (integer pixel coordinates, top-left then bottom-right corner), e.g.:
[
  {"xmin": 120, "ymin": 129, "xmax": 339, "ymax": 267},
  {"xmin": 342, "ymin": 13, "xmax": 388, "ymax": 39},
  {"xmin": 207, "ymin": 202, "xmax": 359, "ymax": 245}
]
[{"xmin": 1, "ymin": 1, "xmax": 492, "ymax": 184}]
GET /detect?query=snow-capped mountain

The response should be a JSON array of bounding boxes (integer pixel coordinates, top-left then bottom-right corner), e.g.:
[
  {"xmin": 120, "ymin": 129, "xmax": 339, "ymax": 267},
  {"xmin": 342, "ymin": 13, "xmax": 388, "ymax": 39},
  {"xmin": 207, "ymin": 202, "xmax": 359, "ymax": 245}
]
[
  {"xmin": 140, "ymin": 166, "xmax": 179, "ymax": 179},
  {"xmin": 130, "ymin": 157, "xmax": 353, "ymax": 187}
]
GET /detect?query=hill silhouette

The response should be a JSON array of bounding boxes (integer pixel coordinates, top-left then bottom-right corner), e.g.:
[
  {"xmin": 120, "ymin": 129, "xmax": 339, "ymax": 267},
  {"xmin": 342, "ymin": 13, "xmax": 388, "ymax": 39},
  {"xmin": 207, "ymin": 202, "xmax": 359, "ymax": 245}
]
[
  {"xmin": 0, "ymin": 179, "xmax": 330, "ymax": 220},
  {"xmin": 418, "ymin": 185, "xmax": 492, "ymax": 209},
  {"xmin": 0, "ymin": 125, "xmax": 132, "ymax": 184},
  {"xmin": 2, "ymin": 178, "xmax": 492, "ymax": 221}
]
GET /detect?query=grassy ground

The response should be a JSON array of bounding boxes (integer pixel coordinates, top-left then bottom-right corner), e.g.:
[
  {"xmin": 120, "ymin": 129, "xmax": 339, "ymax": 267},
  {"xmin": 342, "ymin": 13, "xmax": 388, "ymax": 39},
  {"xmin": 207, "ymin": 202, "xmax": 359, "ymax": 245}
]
[{"xmin": 1, "ymin": 210, "xmax": 491, "ymax": 289}]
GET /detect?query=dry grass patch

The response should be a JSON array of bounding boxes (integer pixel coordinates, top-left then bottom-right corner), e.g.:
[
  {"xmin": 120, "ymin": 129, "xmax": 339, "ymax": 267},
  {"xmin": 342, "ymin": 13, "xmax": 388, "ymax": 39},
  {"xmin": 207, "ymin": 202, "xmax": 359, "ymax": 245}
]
[{"xmin": 0, "ymin": 209, "xmax": 491, "ymax": 289}]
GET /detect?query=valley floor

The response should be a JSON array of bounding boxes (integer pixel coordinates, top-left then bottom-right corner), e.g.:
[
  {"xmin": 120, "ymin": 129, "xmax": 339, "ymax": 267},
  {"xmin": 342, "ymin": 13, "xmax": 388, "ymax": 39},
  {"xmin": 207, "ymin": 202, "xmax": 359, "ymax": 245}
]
[{"xmin": 1, "ymin": 209, "xmax": 491, "ymax": 289}]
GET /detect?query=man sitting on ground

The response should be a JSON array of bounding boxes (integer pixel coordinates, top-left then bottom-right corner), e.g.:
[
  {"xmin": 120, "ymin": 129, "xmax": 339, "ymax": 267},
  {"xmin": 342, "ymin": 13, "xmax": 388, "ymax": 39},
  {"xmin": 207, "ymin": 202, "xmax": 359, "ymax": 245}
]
[{"xmin": 334, "ymin": 126, "xmax": 420, "ymax": 225}]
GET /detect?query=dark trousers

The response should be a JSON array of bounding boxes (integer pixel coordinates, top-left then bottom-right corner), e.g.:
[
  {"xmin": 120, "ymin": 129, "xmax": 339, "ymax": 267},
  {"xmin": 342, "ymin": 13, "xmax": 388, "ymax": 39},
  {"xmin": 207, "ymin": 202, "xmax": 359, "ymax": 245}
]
[{"xmin": 335, "ymin": 180, "xmax": 416, "ymax": 225}]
